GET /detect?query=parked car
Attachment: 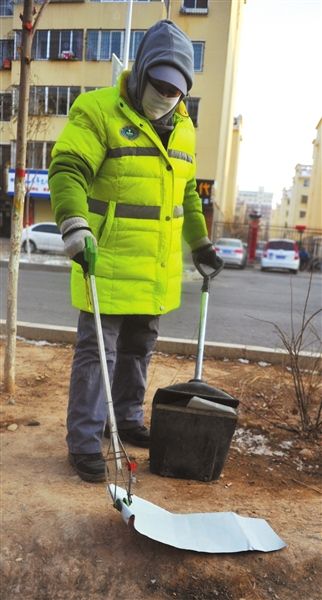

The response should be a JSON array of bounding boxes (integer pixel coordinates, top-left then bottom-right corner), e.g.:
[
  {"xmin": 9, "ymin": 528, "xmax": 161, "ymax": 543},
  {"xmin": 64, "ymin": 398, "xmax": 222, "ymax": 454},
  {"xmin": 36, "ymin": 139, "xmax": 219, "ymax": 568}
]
[
  {"xmin": 261, "ymin": 239, "xmax": 300, "ymax": 274},
  {"xmin": 21, "ymin": 222, "xmax": 65, "ymax": 254},
  {"xmin": 214, "ymin": 238, "xmax": 247, "ymax": 269}
]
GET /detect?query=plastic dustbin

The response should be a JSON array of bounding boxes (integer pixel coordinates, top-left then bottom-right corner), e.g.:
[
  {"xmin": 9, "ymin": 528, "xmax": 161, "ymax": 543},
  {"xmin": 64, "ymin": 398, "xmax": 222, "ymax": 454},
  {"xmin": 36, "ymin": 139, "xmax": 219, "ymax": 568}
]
[{"xmin": 149, "ymin": 383, "xmax": 238, "ymax": 482}]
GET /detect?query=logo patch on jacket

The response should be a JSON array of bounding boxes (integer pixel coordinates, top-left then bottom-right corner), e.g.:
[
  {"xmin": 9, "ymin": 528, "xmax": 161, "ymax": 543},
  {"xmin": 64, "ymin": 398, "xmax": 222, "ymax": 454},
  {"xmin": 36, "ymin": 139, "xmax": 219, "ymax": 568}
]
[{"xmin": 120, "ymin": 125, "xmax": 140, "ymax": 140}]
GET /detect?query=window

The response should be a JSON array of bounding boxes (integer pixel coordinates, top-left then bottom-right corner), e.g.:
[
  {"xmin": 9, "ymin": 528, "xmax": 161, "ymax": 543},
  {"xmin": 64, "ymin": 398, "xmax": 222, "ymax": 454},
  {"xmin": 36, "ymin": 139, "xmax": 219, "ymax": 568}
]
[
  {"xmin": 50, "ymin": 30, "xmax": 83, "ymax": 60},
  {"xmin": 184, "ymin": 97, "xmax": 200, "ymax": 127},
  {"xmin": 84, "ymin": 86, "xmax": 103, "ymax": 92},
  {"xmin": 48, "ymin": 86, "xmax": 80, "ymax": 115},
  {"xmin": 14, "ymin": 30, "xmax": 83, "ymax": 61},
  {"xmin": 303, "ymin": 178, "xmax": 310, "ymax": 187},
  {"xmin": 0, "ymin": 39, "xmax": 14, "ymax": 68},
  {"xmin": 192, "ymin": 42, "xmax": 204, "ymax": 72},
  {"xmin": 24, "ymin": 141, "xmax": 54, "ymax": 169},
  {"xmin": 299, "ymin": 211, "xmax": 306, "ymax": 219},
  {"xmin": 0, "ymin": 0, "xmax": 13, "ymax": 16},
  {"xmin": 301, "ymin": 195, "xmax": 308, "ymax": 204},
  {"xmin": 267, "ymin": 240, "xmax": 296, "ymax": 251},
  {"xmin": 0, "ymin": 144, "xmax": 11, "ymax": 193},
  {"xmin": 29, "ymin": 87, "xmax": 46, "ymax": 115},
  {"xmin": 0, "ymin": 92, "xmax": 12, "ymax": 121},
  {"xmin": 32, "ymin": 224, "xmax": 59, "ymax": 234},
  {"xmin": 129, "ymin": 31, "xmax": 145, "ymax": 60},
  {"xmin": 33, "ymin": 30, "xmax": 50, "ymax": 60},
  {"xmin": 15, "ymin": 86, "xmax": 80, "ymax": 116},
  {"xmin": 27, "ymin": 142, "xmax": 46, "ymax": 169},
  {"xmin": 86, "ymin": 30, "xmax": 123, "ymax": 61},
  {"xmin": 181, "ymin": 0, "xmax": 208, "ymax": 14}
]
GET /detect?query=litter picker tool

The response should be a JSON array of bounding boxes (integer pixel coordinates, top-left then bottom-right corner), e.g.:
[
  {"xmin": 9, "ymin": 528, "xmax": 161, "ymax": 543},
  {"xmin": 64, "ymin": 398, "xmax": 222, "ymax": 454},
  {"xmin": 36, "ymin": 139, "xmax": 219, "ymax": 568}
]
[{"xmin": 84, "ymin": 236, "xmax": 136, "ymax": 509}]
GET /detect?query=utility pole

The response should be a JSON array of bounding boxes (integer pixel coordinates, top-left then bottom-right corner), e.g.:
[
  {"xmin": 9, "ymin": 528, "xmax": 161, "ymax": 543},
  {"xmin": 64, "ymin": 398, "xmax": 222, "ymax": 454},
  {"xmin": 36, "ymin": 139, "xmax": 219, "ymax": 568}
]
[
  {"xmin": 122, "ymin": 0, "xmax": 133, "ymax": 71},
  {"xmin": 112, "ymin": 0, "xmax": 133, "ymax": 85}
]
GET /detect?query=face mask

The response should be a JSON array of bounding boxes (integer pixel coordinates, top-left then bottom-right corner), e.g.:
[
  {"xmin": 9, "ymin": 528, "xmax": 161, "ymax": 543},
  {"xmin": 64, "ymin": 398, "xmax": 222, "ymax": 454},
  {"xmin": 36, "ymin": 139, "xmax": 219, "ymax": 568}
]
[{"xmin": 141, "ymin": 81, "xmax": 180, "ymax": 121}]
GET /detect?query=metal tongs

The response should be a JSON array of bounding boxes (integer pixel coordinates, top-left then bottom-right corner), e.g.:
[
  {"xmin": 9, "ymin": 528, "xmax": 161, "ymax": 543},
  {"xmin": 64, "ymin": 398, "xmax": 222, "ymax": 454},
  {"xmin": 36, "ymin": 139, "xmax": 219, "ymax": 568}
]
[{"xmin": 84, "ymin": 237, "xmax": 136, "ymax": 509}]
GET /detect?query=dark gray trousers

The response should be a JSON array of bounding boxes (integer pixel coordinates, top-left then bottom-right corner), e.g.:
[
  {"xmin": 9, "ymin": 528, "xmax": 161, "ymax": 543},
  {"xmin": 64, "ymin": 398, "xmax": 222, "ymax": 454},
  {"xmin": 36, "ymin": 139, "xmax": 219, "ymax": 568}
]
[{"xmin": 67, "ymin": 311, "xmax": 159, "ymax": 454}]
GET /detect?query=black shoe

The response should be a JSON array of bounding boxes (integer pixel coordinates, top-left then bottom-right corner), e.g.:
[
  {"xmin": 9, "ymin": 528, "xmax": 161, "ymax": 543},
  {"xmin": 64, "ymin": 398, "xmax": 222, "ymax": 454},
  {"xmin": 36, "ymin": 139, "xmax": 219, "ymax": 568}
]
[
  {"xmin": 68, "ymin": 452, "xmax": 106, "ymax": 482},
  {"xmin": 104, "ymin": 425, "xmax": 150, "ymax": 448}
]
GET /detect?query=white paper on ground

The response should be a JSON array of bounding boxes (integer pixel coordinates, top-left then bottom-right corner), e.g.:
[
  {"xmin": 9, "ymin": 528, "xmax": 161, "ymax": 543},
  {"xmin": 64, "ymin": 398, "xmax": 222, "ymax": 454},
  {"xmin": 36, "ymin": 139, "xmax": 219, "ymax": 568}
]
[{"xmin": 108, "ymin": 485, "xmax": 286, "ymax": 554}]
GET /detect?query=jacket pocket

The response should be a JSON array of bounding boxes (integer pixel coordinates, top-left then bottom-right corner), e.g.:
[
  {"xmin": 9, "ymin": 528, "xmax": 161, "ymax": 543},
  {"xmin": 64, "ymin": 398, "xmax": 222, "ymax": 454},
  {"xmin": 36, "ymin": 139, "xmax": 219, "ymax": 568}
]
[{"xmin": 97, "ymin": 200, "xmax": 116, "ymax": 247}]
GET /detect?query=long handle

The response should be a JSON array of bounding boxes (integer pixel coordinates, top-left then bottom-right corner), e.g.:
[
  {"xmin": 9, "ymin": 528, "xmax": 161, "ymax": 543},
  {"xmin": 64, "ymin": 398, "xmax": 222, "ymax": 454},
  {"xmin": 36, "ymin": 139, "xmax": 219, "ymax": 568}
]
[
  {"xmin": 84, "ymin": 238, "xmax": 122, "ymax": 472},
  {"xmin": 192, "ymin": 255, "xmax": 224, "ymax": 380},
  {"xmin": 194, "ymin": 277, "xmax": 210, "ymax": 381}
]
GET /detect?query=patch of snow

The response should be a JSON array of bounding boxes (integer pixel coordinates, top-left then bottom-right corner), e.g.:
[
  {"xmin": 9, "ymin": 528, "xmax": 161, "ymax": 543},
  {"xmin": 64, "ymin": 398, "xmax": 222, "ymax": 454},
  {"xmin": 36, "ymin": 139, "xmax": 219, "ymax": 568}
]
[
  {"xmin": 232, "ymin": 427, "xmax": 292, "ymax": 458},
  {"xmin": 293, "ymin": 458, "xmax": 304, "ymax": 471},
  {"xmin": 258, "ymin": 361, "xmax": 271, "ymax": 367},
  {"xmin": 279, "ymin": 440, "xmax": 293, "ymax": 449},
  {"xmin": 16, "ymin": 336, "xmax": 58, "ymax": 347},
  {"xmin": 238, "ymin": 358, "xmax": 249, "ymax": 364}
]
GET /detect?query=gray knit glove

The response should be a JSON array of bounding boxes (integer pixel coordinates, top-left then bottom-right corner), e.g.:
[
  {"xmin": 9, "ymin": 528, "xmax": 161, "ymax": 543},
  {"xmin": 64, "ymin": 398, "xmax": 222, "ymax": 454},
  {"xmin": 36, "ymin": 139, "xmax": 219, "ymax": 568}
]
[{"xmin": 60, "ymin": 217, "xmax": 97, "ymax": 271}]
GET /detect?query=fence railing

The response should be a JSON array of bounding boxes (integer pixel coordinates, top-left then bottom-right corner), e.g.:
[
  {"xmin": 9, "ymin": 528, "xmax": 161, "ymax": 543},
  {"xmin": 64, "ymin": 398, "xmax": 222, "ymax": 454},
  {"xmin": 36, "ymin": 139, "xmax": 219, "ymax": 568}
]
[{"xmin": 212, "ymin": 222, "xmax": 322, "ymax": 259}]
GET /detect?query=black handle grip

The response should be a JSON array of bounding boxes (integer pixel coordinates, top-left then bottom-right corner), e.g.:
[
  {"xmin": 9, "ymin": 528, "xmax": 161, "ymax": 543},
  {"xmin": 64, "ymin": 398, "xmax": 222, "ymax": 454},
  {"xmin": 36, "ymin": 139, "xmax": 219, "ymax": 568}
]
[{"xmin": 192, "ymin": 254, "xmax": 224, "ymax": 280}]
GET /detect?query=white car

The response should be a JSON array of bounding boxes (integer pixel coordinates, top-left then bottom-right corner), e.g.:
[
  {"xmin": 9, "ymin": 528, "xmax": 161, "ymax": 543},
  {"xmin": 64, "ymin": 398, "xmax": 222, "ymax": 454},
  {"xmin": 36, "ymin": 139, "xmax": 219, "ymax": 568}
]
[
  {"xmin": 214, "ymin": 237, "xmax": 247, "ymax": 269},
  {"xmin": 21, "ymin": 222, "xmax": 65, "ymax": 254},
  {"xmin": 261, "ymin": 239, "xmax": 300, "ymax": 274}
]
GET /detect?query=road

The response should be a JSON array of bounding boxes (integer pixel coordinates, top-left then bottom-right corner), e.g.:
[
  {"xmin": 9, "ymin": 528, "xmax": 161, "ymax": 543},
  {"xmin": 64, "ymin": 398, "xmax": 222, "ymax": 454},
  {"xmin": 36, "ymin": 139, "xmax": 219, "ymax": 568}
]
[{"xmin": 1, "ymin": 264, "xmax": 321, "ymax": 350}]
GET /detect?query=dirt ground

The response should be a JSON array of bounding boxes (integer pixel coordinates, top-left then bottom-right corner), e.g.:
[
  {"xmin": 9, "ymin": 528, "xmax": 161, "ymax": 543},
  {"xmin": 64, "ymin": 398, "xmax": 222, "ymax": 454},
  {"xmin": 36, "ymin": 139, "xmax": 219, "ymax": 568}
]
[{"xmin": 1, "ymin": 339, "xmax": 321, "ymax": 600}]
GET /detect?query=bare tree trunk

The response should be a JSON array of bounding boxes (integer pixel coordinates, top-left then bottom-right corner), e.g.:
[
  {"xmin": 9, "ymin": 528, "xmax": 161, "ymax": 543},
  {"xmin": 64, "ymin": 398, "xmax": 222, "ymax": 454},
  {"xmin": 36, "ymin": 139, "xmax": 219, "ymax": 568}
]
[{"xmin": 4, "ymin": 0, "xmax": 49, "ymax": 393}]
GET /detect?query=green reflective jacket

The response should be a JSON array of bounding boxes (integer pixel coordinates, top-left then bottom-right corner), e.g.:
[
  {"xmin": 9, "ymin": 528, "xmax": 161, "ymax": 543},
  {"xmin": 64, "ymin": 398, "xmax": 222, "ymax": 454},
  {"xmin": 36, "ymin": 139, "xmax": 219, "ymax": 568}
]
[{"xmin": 49, "ymin": 73, "xmax": 208, "ymax": 315}]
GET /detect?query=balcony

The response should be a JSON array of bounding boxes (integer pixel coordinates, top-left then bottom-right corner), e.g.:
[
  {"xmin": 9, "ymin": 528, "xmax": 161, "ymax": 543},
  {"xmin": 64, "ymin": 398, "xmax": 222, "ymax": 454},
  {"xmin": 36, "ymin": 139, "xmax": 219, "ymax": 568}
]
[{"xmin": 180, "ymin": 1, "xmax": 208, "ymax": 15}]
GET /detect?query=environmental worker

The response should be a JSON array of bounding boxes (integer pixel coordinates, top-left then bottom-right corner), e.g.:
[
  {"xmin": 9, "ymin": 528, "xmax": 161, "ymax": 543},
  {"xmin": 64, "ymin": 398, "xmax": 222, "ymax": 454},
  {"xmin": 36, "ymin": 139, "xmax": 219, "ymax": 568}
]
[{"xmin": 49, "ymin": 19, "xmax": 222, "ymax": 483}]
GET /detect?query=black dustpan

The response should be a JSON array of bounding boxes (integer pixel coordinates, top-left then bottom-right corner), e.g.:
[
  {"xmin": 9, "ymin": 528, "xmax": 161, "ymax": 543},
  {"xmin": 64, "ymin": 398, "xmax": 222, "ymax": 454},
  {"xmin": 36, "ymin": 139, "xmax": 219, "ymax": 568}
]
[{"xmin": 149, "ymin": 256, "xmax": 239, "ymax": 481}]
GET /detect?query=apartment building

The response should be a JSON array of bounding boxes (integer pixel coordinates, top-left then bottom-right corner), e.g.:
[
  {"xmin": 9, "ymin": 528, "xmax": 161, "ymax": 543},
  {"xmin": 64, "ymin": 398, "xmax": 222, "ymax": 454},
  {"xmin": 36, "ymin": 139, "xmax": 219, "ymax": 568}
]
[
  {"xmin": 307, "ymin": 118, "xmax": 322, "ymax": 231},
  {"xmin": 0, "ymin": 0, "xmax": 245, "ymax": 235},
  {"xmin": 235, "ymin": 186, "xmax": 273, "ymax": 239},
  {"xmin": 270, "ymin": 165, "xmax": 311, "ymax": 233},
  {"xmin": 270, "ymin": 187, "xmax": 291, "ymax": 231},
  {"xmin": 270, "ymin": 118, "xmax": 322, "ymax": 243}
]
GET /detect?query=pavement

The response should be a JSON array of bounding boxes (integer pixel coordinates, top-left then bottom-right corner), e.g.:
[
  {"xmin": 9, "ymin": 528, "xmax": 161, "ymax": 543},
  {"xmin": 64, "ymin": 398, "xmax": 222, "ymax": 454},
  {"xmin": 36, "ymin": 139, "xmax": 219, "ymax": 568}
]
[{"xmin": 1, "ymin": 237, "xmax": 320, "ymax": 368}]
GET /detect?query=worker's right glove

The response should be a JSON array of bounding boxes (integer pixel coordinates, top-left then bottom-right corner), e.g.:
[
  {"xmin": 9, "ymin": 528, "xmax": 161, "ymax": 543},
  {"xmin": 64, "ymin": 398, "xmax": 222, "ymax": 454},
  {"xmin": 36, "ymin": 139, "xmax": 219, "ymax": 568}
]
[
  {"xmin": 192, "ymin": 243, "xmax": 224, "ymax": 272},
  {"xmin": 60, "ymin": 217, "xmax": 97, "ymax": 272}
]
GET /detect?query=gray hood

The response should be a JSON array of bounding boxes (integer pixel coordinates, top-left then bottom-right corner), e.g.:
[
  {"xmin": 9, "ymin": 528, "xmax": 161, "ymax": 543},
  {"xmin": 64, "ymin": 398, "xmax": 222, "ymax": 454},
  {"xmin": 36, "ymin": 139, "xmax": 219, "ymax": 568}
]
[{"xmin": 127, "ymin": 20, "xmax": 194, "ymax": 113}]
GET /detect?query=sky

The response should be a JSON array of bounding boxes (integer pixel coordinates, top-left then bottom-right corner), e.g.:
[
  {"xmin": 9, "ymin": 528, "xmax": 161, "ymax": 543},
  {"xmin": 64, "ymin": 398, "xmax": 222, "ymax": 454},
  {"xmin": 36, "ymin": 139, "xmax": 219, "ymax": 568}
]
[{"xmin": 234, "ymin": 0, "xmax": 322, "ymax": 206}]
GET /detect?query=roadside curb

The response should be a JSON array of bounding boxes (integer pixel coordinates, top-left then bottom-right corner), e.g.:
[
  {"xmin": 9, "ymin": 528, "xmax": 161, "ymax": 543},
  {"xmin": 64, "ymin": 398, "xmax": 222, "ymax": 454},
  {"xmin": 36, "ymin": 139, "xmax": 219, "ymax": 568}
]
[
  {"xmin": 0, "ymin": 257, "xmax": 71, "ymax": 273},
  {"xmin": 1, "ymin": 319, "xmax": 320, "ymax": 369}
]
